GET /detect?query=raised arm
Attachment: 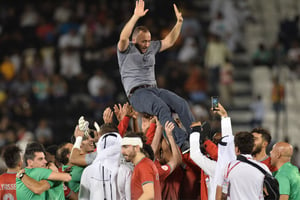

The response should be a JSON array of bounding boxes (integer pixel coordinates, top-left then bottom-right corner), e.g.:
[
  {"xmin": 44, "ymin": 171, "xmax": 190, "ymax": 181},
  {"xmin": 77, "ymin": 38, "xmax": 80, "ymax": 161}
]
[
  {"xmin": 165, "ymin": 121, "xmax": 182, "ymax": 171},
  {"xmin": 118, "ymin": 0, "xmax": 149, "ymax": 52},
  {"xmin": 189, "ymin": 122, "xmax": 216, "ymax": 177},
  {"xmin": 69, "ymin": 126, "xmax": 88, "ymax": 166},
  {"xmin": 160, "ymin": 4, "xmax": 183, "ymax": 52},
  {"xmin": 151, "ymin": 117, "xmax": 162, "ymax": 156}
]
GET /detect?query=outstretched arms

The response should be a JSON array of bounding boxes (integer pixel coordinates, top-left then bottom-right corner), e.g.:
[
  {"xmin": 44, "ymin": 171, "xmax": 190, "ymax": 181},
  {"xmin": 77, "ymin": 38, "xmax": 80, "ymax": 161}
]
[
  {"xmin": 160, "ymin": 4, "xmax": 183, "ymax": 52},
  {"xmin": 118, "ymin": 0, "xmax": 149, "ymax": 52}
]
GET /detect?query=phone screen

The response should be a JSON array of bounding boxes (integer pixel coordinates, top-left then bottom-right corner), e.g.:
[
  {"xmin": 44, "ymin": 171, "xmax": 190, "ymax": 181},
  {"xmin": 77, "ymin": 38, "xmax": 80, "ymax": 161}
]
[{"xmin": 211, "ymin": 96, "xmax": 219, "ymax": 110}]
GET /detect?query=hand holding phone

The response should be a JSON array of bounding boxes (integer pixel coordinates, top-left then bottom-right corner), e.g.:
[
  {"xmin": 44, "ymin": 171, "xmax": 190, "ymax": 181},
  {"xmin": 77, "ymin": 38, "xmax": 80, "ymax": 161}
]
[{"xmin": 211, "ymin": 96, "xmax": 219, "ymax": 111}]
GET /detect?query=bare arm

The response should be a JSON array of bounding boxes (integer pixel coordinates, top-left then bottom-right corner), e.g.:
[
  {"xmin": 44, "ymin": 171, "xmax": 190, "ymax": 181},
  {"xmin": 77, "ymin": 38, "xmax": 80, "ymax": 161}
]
[
  {"xmin": 118, "ymin": 0, "xmax": 149, "ymax": 52},
  {"xmin": 69, "ymin": 126, "xmax": 88, "ymax": 166},
  {"xmin": 20, "ymin": 175, "xmax": 50, "ymax": 195},
  {"xmin": 47, "ymin": 171, "xmax": 72, "ymax": 182},
  {"xmin": 160, "ymin": 4, "xmax": 183, "ymax": 52},
  {"xmin": 138, "ymin": 182, "xmax": 154, "ymax": 200},
  {"xmin": 151, "ymin": 117, "xmax": 162, "ymax": 156},
  {"xmin": 279, "ymin": 195, "xmax": 289, "ymax": 200},
  {"xmin": 132, "ymin": 116, "xmax": 140, "ymax": 132},
  {"xmin": 69, "ymin": 148, "xmax": 88, "ymax": 167},
  {"xmin": 215, "ymin": 185, "xmax": 227, "ymax": 200},
  {"xmin": 165, "ymin": 121, "xmax": 182, "ymax": 172}
]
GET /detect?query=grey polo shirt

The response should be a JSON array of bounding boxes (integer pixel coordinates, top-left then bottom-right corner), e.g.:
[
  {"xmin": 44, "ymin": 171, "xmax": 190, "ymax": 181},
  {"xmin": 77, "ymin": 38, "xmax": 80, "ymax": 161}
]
[{"xmin": 117, "ymin": 41, "xmax": 161, "ymax": 96}]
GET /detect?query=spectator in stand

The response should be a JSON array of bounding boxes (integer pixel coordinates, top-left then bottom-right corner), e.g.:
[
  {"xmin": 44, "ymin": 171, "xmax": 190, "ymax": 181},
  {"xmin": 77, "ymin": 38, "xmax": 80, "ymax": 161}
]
[
  {"xmin": 270, "ymin": 142, "xmax": 300, "ymax": 199},
  {"xmin": 0, "ymin": 145, "xmax": 22, "ymax": 200},
  {"xmin": 287, "ymin": 40, "xmax": 300, "ymax": 79},
  {"xmin": 88, "ymin": 69, "xmax": 116, "ymax": 119},
  {"xmin": 219, "ymin": 58, "xmax": 234, "ymax": 106},
  {"xmin": 291, "ymin": 146, "xmax": 300, "ymax": 169},
  {"xmin": 121, "ymin": 131, "xmax": 161, "ymax": 200},
  {"xmin": 58, "ymin": 28, "xmax": 82, "ymax": 79},
  {"xmin": 177, "ymin": 37, "xmax": 199, "ymax": 63},
  {"xmin": 251, "ymin": 128, "xmax": 277, "ymax": 172},
  {"xmin": 117, "ymin": 0, "xmax": 195, "ymax": 152},
  {"xmin": 0, "ymin": 56, "xmax": 16, "ymax": 81},
  {"xmin": 249, "ymin": 95, "xmax": 265, "ymax": 129},
  {"xmin": 31, "ymin": 73, "xmax": 51, "ymax": 108},
  {"xmin": 50, "ymin": 74, "xmax": 69, "ymax": 107},
  {"xmin": 252, "ymin": 43, "xmax": 273, "ymax": 67},
  {"xmin": 271, "ymin": 76, "xmax": 285, "ymax": 113},
  {"xmin": 35, "ymin": 119, "xmax": 53, "ymax": 147},
  {"xmin": 184, "ymin": 63, "xmax": 208, "ymax": 104},
  {"xmin": 53, "ymin": 1, "xmax": 73, "ymax": 25},
  {"xmin": 204, "ymin": 33, "xmax": 231, "ymax": 96}
]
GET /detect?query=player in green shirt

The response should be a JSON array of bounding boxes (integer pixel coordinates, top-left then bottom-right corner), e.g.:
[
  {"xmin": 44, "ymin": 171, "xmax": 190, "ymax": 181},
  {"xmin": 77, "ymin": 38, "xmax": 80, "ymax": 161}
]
[
  {"xmin": 16, "ymin": 142, "xmax": 71, "ymax": 200},
  {"xmin": 56, "ymin": 142, "xmax": 85, "ymax": 193},
  {"xmin": 271, "ymin": 142, "xmax": 300, "ymax": 200}
]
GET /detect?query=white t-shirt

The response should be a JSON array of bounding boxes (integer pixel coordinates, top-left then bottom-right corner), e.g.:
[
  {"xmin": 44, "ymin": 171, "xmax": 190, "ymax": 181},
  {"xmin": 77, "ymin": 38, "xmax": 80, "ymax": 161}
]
[{"xmin": 222, "ymin": 154, "xmax": 271, "ymax": 200}]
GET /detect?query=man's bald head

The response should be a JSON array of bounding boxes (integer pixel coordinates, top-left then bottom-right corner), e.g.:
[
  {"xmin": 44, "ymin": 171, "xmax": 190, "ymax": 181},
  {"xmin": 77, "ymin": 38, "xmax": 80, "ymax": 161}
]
[
  {"xmin": 274, "ymin": 142, "xmax": 293, "ymax": 157},
  {"xmin": 270, "ymin": 142, "xmax": 293, "ymax": 168}
]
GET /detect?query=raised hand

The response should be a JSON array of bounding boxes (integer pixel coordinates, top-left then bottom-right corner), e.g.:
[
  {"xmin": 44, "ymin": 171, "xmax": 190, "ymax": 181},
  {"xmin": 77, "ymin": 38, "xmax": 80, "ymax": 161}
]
[
  {"xmin": 165, "ymin": 121, "xmax": 175, "ymax": 137},
  {"xmin": 78, "ymin": 116, "xmax": 89, "ymax": 136},
  {"xmin": 134, "ymin": 0, "xmax": 149, "ymax": 18},
  {"xmin": 123, "ymin": 103, "xmax": 137, "ymax": 119},
  {"xmin": 103, "ymin": 107, "xmax": 114, "ymax": 123},
  {"xmin": 212, "ymin": 103, "xmax": 228, "ymax": 118},
  {"xmin": 113, "ymin": 103, "xmax": 122, "ymax": 122},
  {"xmin": 74, "ymin": 125, "xmax": 84, "ymax": 138},
  {"xmin": 173, "ymin": 4, "xmax": 183, "ymax": 23}
]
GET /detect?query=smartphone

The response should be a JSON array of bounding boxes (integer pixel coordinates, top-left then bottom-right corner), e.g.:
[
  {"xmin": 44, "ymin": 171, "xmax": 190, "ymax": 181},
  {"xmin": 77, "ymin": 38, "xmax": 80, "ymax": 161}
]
[{"xmin": 211, "ymin": 96, "xmax": 219, "ymax": 110}]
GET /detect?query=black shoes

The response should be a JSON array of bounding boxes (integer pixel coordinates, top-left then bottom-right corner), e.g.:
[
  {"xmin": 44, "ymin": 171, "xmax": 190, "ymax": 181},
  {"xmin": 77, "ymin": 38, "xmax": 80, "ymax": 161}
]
[{"xmin": 181, "ymin": 140, "xmax": 190, "ymax": 154}]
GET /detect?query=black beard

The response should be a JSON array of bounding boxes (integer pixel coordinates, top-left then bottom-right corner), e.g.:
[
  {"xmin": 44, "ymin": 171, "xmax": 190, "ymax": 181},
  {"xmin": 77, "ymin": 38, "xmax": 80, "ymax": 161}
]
[
  {"xmin": 135, "ymin": 44, "xmax": 143, "ymax": 54},
  {"xmin": 252, "ymin": 145, "xmax": 262, "ymax": 156}
]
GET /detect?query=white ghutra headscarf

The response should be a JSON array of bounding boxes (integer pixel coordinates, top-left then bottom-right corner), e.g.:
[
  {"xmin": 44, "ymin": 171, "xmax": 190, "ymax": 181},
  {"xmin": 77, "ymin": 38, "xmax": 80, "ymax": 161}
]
[{"xmin": 79, "ymin": 132, "xmax": 122, "ymax": 200}]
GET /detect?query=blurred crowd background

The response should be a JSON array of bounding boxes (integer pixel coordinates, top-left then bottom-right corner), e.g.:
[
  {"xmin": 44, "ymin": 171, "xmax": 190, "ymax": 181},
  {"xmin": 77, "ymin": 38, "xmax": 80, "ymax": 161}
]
[{"xmin": 0, "ymin": 0, "xmax": 299, "ymax": 167}]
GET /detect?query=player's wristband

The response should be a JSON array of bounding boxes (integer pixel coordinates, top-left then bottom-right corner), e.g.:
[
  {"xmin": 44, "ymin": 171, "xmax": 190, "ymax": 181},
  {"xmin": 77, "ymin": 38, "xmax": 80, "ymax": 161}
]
[{"xmin": 73, "ymin": 136, "xmax": 82, "ymax": 149}]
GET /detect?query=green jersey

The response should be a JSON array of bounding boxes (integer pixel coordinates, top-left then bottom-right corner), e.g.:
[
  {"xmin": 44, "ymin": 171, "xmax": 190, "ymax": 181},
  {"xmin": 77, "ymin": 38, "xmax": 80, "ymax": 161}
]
[
  {"xmin": 16, "ymin": 168, "xmax": 54, "ymax": 200},
  {"xmin": 275, "ymin": 162, "xmax": 300, "ymax": 200},
  {"xmin": 46, "ymin": 181, "xmax": 65, "ymax": 200},
  {"xmin": 62, "ymin": 165, "xmax": 84, "ymax": 193}
]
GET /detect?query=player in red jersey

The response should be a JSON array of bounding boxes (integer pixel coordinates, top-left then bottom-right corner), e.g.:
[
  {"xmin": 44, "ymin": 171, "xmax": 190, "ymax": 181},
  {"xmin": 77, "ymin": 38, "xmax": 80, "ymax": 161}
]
[
  {"xmin": 251, "ymin": 127, "xmax": 277, "ymax": 172},
  {"xmin": 121, "ymin": 132, "xmax": 162, "ymax": 200},
  {"xmin": 0, "ymin": 145, "xmax": 23, "ymax": 200}
]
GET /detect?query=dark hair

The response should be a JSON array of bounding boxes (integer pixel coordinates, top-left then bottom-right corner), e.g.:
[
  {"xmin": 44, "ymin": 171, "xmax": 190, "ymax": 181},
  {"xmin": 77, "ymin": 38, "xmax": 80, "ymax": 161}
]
[
  {"xmin": 56, "ymin": 143, "xmax": 70, "ymax": 165},
  {"xmin": 234, "ymin": 131, "xmax": 254, "ymax": 154},
  {"xmin": 2, "ymin": 145, "xmax": 21, "ymax": 168},
  {"xmin": 251, "ymin": 128, "xmax": 271, "ymax": 145},
  {"xmin": 46, "ymin": 145, "xmax": 58, "ymax": 156},
  {"xmin": 24, "ymin": 142, "xmax": 46, "ymax": 166},
  {"xmin": 99, "ymin": 123, "xmax": 118, "ymax": 136},
  {"xmin": 143, "ymin": 143, "xmax": 154, "ymax": 161},
  {"xmin": 132, "ymin": 26, "xmax": 150, "ymax": 38}
]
